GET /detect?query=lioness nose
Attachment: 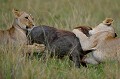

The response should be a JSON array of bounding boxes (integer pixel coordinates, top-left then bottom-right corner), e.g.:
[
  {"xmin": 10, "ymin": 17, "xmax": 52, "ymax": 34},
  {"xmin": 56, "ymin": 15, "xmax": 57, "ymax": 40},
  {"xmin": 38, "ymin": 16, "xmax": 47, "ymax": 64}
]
[
  {"xmin": 26, "ymin": 26, "xmax": 29, "ymax": 29},
  {"xmin": 32, "ymin": 24, "xmax": 34, "ymax": 26}
]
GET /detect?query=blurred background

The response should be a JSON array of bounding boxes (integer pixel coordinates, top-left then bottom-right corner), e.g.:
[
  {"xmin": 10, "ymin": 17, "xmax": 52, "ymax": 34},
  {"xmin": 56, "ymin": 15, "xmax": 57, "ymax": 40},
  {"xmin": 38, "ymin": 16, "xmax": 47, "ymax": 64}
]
[{"xmin": 1, "ymin": 0, "xmax": 120, "ymax": 34}]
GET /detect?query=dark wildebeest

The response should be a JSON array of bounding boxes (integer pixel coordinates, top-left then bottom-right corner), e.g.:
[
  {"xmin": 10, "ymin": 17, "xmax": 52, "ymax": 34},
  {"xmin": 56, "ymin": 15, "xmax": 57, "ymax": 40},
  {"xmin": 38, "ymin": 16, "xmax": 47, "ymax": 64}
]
[{"xmin": 27, "ymin": 25, "xmax": 92, "ymax": 68}]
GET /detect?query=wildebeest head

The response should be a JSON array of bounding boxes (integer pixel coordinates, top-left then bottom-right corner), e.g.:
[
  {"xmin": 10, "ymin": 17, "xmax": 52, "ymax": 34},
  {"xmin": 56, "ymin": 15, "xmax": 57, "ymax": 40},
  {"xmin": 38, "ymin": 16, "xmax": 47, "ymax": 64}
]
[{"xmin": 74, "ymin": 26, "xmax": 92, "ymax": 37}]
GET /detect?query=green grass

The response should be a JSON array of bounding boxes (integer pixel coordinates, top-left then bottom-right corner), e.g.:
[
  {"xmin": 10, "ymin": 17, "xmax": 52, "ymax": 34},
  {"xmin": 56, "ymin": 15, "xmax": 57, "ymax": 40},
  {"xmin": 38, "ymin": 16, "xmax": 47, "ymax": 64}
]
[{"xmin": 0, "ymin": 0, "xmax": 120, "ymax": 79}]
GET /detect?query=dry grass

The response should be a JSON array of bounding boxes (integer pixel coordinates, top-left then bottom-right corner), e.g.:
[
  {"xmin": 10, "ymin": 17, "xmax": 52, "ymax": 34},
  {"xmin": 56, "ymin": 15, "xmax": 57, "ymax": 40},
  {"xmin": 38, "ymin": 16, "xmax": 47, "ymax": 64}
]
[{"xmin": 0, "ymin": 0, "xmax": 120, "ymax": 79}]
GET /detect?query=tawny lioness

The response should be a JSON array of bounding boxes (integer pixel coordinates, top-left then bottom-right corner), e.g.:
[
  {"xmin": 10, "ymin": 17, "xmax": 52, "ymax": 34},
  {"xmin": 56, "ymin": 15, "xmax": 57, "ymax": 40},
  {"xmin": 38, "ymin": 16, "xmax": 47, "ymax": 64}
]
[
  {"xmin": 73, "ymin": 18, "xmax": 119, "ymax": 64},
  {"xmin": 0, "ymin": 9, "xmax": 35, "ymax": 45},
  {"xmin": 72, "ymin": 18, "xmax": 116, "ymax": 51},
  {"xmin": 83, "ymin": 18, "xmax": 119, "ymax": 64},
  {"xmin": 84, "ymin": 31, "xmax": 120, "ymax": 64},
  {"xmin": 0, "ymin": 9, "xmax": 45, "ymax": 53}
]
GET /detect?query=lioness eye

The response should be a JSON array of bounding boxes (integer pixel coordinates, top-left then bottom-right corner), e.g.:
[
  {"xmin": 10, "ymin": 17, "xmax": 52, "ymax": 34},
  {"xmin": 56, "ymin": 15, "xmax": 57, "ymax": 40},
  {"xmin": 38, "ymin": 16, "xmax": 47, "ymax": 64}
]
[{"xmin": 25, "ymin": 17, "xmax": 28, "ymax": 19}]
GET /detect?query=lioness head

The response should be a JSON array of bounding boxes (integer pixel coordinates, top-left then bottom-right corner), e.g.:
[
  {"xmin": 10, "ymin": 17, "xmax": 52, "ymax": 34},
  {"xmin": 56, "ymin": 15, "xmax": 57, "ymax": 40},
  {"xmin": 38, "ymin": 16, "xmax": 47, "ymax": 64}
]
[
  {"xmin": 12, "ymin": 9, "xmax": 35, "ymax": 29},
  {"xmin": 89, "ymin": 18, "xmax": 115, "ymax": 35},
  {"xmin": 103, "ymin": 18, "xmax": 114, "ymax": 26}
]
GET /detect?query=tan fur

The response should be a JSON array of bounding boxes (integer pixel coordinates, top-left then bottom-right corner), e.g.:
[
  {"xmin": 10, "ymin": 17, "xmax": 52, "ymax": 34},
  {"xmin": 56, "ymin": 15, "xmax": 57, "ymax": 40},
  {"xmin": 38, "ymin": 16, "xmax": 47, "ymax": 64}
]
[
  {"xmin": 84, "ymin": 32, "xmax": 120, "ymax": 64},
  {"xmin": 89, "ymin": 18, "xmax": 115, "ymax": 36},
  {"xmin": 73, "ymin": 27, "xmax": 96, "ymax": 51},
  {"xmin": 78, "ymin": 18, "xmax": 119, "ymax": 64},
  {"xmin": 73, "ymin": 18, "xmax": 115, "ymax": 51},
  {"xmin": 24, "ymin": 43, "xmax": 45, "ymax": 55},
  {"xmin": 0, "ymin": 9, "xmax": 35, "ymax": 45},
  {"xmin": 103, "ymin": 18, "xmax": 113, "ymax": 26},
  {"xmin": 0, "ymin": 9, "xmax": 45, "ymax": 53}
]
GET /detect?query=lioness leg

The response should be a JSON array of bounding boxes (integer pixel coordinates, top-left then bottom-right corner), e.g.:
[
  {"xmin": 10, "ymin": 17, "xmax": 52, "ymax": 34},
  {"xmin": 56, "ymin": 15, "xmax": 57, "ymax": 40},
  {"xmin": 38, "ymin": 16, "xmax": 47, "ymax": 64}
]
[
  {"xmin": 70, "ymin": 52, "xmax": 81, "ymax": 68},
  {"xmin": 23, "ymin": 44, "xmax": 45, "ymax": 56},
  {"xmin": 72, "ymin": 29, "xmax": 98, "ymax": 51}
]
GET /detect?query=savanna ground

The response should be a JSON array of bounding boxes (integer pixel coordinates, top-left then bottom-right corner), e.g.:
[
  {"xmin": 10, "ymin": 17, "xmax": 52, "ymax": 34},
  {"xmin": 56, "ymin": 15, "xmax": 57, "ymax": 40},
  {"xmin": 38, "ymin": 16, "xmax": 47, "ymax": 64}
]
[{"xmin": 0, "ymin": 0, "xmax": 120, "ymax": 79}]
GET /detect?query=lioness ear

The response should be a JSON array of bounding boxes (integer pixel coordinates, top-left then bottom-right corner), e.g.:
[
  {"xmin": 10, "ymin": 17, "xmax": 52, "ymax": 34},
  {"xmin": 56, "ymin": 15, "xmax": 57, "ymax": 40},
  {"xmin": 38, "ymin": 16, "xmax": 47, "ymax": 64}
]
[
  {"xmin": 103, "ymin": 18, "xmax": 114, "ymax": 26},
  {"xmin": 12, "ymin": 8, "xmax": 22, "ymax": 17}
]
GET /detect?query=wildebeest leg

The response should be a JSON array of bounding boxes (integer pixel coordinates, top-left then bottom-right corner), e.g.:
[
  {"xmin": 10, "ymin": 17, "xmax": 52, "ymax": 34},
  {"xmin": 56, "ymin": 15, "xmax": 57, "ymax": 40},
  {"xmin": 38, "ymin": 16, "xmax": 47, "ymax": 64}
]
[
  {"xmin": 80, "ymin": 55, "xmax": 87, "ymax": 67},
  {"xmin": 42, "ymin": 48, "xmax": 58, "ymax": 62},
  {"xmin": 70, "ymin": 50, "xmax": 81, "ymax": 68},
  {"xmin": 81, "ymin": 62, "xmax": 87, "ymax": 67},
  {"xmin": 69, "ymin": 46, "xmax": 87, "ymax": 67}
]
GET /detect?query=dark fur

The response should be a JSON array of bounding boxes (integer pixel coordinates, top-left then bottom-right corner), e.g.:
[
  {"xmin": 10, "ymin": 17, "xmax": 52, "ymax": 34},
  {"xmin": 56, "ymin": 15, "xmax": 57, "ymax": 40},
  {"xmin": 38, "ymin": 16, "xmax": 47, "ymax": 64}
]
[
  {"xmin": 74, "ymin": 26, "xmax": 92, "ymax": 37},
  {"xmin": 27, "ymin": 25, "xmax": 87, "ymax": 68}
]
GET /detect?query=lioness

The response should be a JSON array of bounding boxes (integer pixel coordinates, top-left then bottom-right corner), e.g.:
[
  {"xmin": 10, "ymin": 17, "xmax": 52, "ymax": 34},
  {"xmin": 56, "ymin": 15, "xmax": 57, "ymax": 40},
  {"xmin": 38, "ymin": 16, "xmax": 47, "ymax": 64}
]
[
  {"xmin": 72, "ymin": 18, "xmax": 116, "ymax": 51},
  {"xmin": 0, "ymin": 9, "xmax": 35, "ymax": 45},
  {"xmin": 0, "ymin": 9, "xmax": 44, "ymax": 53},
  {"xmin": 84, "ymin": 31, "xmax": 120, "ymax": 64},
  {"xmin": 73, "ymin": 18, "xmax": 118, "ymax": 64}
]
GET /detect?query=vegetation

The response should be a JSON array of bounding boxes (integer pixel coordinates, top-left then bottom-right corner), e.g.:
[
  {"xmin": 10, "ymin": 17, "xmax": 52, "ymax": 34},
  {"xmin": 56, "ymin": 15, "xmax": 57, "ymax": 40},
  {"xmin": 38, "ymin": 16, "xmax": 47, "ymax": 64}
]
[{"xmin": 0, "ymin": 0, "xmax": 120, "ymax": 79}]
